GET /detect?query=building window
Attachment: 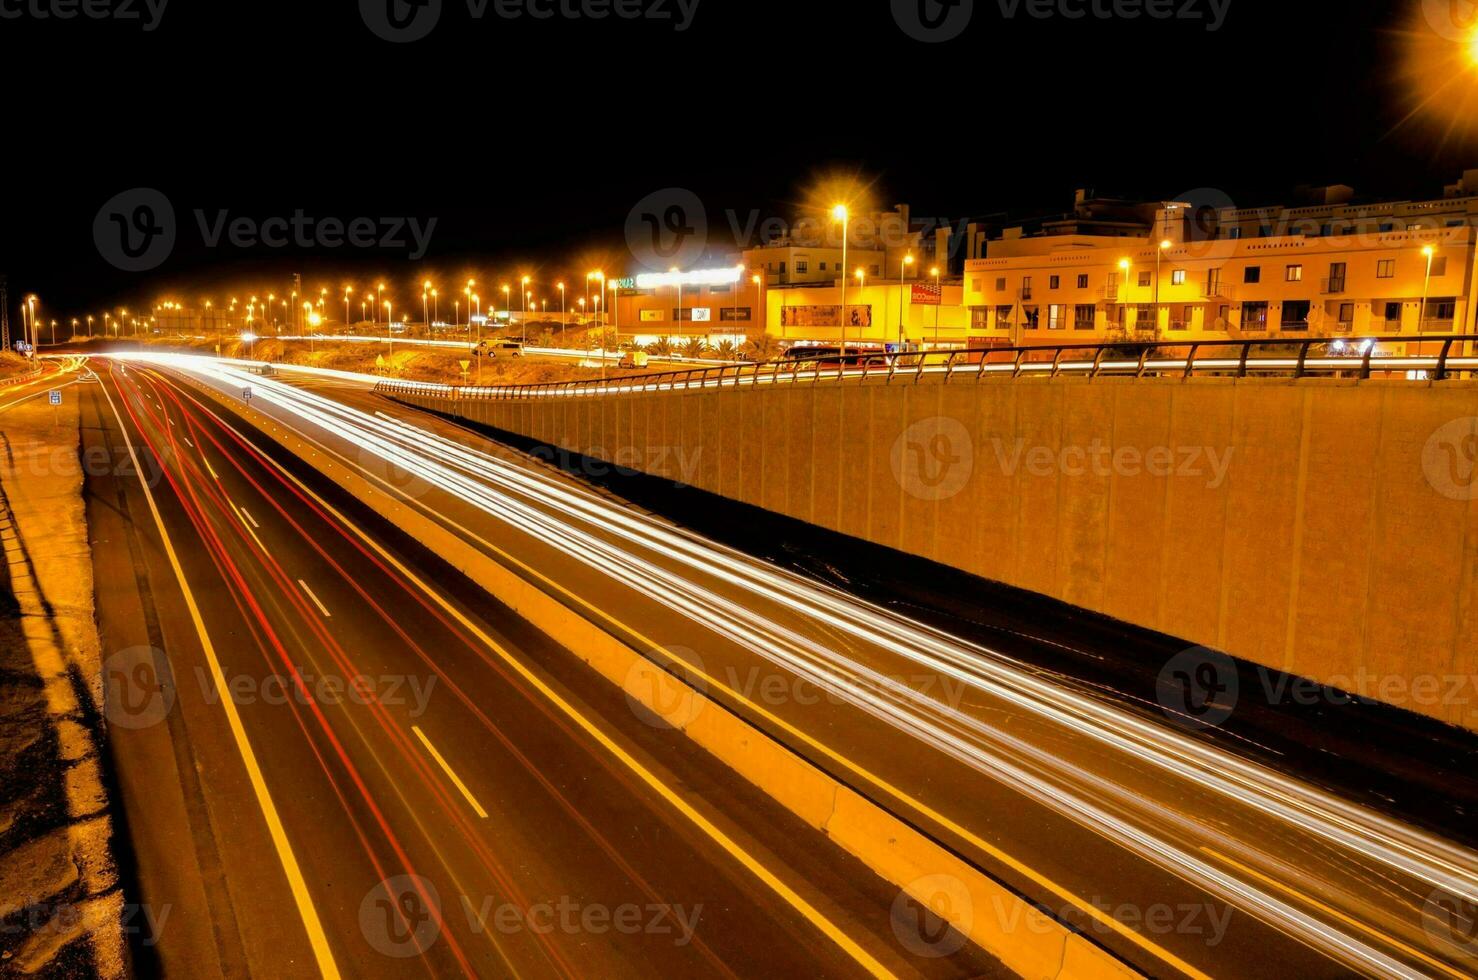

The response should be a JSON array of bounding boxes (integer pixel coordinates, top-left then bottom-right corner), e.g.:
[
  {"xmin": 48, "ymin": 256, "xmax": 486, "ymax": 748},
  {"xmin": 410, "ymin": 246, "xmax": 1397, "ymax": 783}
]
[
  {"xmin": 1430, "ymin": 256, "xmax": 1449, "ymax": 276},
  {"xmin": 796, "ymin": 261, "xmax": 808, "ymax": 274},
  {"xmin": 1134, "ymin": 305, "xmax": 1157, "ymax": 329},
  {"xmin": 1049, "ymin": 275, "xmax": 1060, "ymax": 290},
  {"xmin": 1338, "ymin": 303, "xmax": 1354, "ymax": 325},
  {"xmin": 1021, "ymin": 276, "xmax": 1033, "ymax": 299},
  {"xmin": 1281, "ymin": 300, "xmax": 1311, "ymax": 329},
  {"xmin": 1074, "ymin": 304, "xmax": 1096, "ymax": 330},
  {"xmin": 995, "ymin": 277, "xmax": 1007, "ymax": 291},
  {"xmin": 819, "ymin": 262, "xmax": 827, "ymax": 272},
  {"xmin": 1326, "ymin": 262, "xmax": 1346, "ymax": 293},
  {"xmin": 1379, "ymin": 222, "xmax": 1394, "ymax": 232},
  {"xmin": 778, "ymin": 262, "xmax": 787, "ymax": 273},
  {"xmin": 1077, "ymin": 274, "xmax": 1089, "ymax": 289},
  {"xmin": 1241, "ymin": 301, "xmax": 1269, "ymax": 328},
  {"xmin": 1244, "ymin": 266, "xmax": 1261, "ymax": 284},
  {"xmin": 869, "ymin": 265, "xmax": 880, "ymax": 276},
  {"xmin": 1137, "ymin": 271, "xmax": 1151, "ymax": 287},
  {"xmin": 1286, "ymin": 264, "xmax": 1303, "ymax": 282},
  {"xmin": 1205, "ymin": 269, "xmax": 1223, "ymax": 295},
  {"xmin": 1048, "ymin": 304, "xmax": 1066, "ymax": 329},
  {"xmin": 1228, "ymin": 227, "xmax": 1242, "ymax": 240},
  {"xmin": 971, "ymin": 307, "xmax": 991, "ymax": 329},
  {"xmin": 1022, "ymin": 306, "xmax": 1040, "ymax": 329},
  {"xmin": 1171, "ymin": 269, "xmax": 1186, "ymax": 286},
  {"xmin": 1258, "ymin": 224, "xmax": 1273, "ymax": 237},
  {"xmin": 1425, "ymin": 299, "xmax": 1457, "ymax": 326},
  {"xmin": 1377, "ymin": 259, "xmax": 1395, "ymax": 278},
  {"xmin": 995, "ymin": 305, "xmax": 1014, "ymax": 328}
]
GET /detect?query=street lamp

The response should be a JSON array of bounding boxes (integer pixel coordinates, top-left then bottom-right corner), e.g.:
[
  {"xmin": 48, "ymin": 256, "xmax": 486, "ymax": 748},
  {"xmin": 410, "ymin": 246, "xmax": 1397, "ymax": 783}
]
[
  {"xmin": 557, "ymin": 282, "xmax": 566, "ymax": 340},
  {"xmin": 1118, "ymin": 258, "xmax": 1132, "ymax": 332},
  {"xmin": 929, "ymin": 267, "xmax": 941, "ymax": 345},
  {"xmin": 521, "ymin": 275, "xmax": 531, "ymax": 343},
  {"xmin": 752, "ymin": 273, "xmax": 764, "ymax": 335},
  {"xmin": 670, "ymin": 266, "xmax": 682, "ymax": 346},
  {"xmin": 898, "ymin": 252, "xmax": 915, "ymax": 346},
  {"xmin": 833, "ymin": 204, "xmax": 850, "ymax": 352},
  {"xmin": 385, "ymin": 300, "xmax": 394, "ymax": 358},
  {"xmin": 1154, "ymin": 238, "xmax": 1172, "ymax": 338},
  {"xmin": 1421, "ymin": 244, "xmax": 1437, "ymax": 332}
]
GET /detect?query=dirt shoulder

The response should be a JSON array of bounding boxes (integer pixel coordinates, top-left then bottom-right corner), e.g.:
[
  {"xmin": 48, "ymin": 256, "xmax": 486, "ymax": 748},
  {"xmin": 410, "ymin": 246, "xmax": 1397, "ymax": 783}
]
[{"xmin": 0, "ymin": 377, "xmax": 125, "ymax": 977}]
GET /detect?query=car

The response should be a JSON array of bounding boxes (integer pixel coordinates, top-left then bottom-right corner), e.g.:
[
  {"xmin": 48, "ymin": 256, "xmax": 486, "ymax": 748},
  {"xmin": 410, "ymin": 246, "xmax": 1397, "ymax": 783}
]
[
  {"xmin": 475, "ymin": 339, "xmax": 523, "ymax": 358},
  {"xmin": 618, "ymin": 350, "xmax": 650, "ymax": 369}
]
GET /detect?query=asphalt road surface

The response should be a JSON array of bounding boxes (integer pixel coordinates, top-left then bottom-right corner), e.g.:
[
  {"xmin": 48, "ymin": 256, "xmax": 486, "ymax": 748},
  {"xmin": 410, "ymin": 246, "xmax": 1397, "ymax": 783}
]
[{"xmin": 79, "ymin": 358, "xmax": 1007, "ymax": 979}]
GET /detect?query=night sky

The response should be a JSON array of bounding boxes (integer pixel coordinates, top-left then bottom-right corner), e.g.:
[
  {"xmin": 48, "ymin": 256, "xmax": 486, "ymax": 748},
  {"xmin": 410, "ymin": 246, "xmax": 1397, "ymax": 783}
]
[{"xmin": 2, "ymin": 0, "xmax": 1473, "ymax": 318}]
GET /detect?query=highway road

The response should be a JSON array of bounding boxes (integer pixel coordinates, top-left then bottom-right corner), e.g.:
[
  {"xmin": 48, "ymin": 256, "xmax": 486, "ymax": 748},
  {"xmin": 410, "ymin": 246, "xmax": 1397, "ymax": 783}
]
[
  {"xmin": 93, "ymin": 352, "xmax": 1478, "ymax": 980},
  {"xmin": 79, "ymin": 358, "xmax": 1007, "ymax": 979}
]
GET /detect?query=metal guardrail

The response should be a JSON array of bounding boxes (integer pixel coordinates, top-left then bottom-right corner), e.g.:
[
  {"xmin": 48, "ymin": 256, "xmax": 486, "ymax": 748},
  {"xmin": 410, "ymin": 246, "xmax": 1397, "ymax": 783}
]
[{"xmin": 373, "ymin": 334, "xmax": 1478, "ymax": 402}]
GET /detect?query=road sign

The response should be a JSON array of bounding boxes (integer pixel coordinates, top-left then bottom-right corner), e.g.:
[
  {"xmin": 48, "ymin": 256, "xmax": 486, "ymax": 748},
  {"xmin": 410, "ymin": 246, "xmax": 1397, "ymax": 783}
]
[
  {"xmin": 48, "ymin": 390, "xmax": 61, "ymax": 406},
  {"xmin": 242, "ymin": 387, "xmax": 253, "ymax": 402}
]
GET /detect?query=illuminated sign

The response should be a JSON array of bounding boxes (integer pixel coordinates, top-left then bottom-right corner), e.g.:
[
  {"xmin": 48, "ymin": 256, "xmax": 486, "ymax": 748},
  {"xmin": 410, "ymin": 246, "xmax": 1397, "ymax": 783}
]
[
  {"xmin": 634, "ymin": 266, "xmax": 743, "ymax": 290},
  {"xmin": 640, "ymin": 309, "xmax": 664, "ymax": 322},
  {"xmin": 691, "ymin": 308, "xmax": 712, "ymax": 322}
]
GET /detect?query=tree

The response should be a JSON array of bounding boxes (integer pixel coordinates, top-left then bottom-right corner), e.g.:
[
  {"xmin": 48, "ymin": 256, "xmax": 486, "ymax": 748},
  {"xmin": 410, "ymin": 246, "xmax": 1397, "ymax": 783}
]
[
  {"xmin": 647, "ymin": 337, "xmax": 674, "ymax": 357},
  {"xmin": 680, "ymin": 336, "xmax": 708, "ymax": 359},
  {"xmin": 711, "ymin": 339, "xmax": 738, "ymax": 360},
  {"xmin": 744, "ymin": 333, "xmax": 777, "ymax": 362}
]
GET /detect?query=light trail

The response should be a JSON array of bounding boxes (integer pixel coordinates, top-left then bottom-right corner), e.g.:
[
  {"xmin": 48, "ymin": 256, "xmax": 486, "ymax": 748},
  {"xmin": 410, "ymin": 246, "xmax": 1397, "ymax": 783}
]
[{"xmin": 113, "ymin": 352, "xmax": 1478, "ymax": 977}]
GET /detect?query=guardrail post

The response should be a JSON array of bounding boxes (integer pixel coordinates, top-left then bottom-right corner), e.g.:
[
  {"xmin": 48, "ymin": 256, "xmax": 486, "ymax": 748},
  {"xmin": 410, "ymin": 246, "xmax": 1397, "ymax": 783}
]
[
  {"xmin": 1183, "ymin": 344, "xmax": 1199, "ymax": 380},
  {"xmin": 1238, "ymin": 343, "xmax": 1251, "ymax": 378},
  {"xmin": 1294, "ymin": 341, "xmax": 1310, "ymax": 379}
]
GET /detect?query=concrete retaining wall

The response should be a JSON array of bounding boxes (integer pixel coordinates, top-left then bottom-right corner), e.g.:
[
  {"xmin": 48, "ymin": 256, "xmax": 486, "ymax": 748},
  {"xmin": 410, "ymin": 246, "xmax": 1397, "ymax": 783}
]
[{"xmin": 393, "ymin": 376, "xmax": 1478, "ymax": 732}]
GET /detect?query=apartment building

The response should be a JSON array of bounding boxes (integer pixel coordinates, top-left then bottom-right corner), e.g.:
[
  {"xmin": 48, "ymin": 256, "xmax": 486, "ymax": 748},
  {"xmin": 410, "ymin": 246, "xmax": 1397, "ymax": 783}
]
[{"xmin": 961, "ymin": 176, "xmax": 1478, "ymax": 347}]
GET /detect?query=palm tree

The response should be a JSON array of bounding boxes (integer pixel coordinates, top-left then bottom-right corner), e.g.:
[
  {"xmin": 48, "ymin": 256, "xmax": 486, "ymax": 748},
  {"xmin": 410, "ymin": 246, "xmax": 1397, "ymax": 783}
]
[
  {"xmin": 648, "ymin": 337, "xmax": 674, "ymax": 357},
  {"xmin": 711, "ymin": 339, "xmax": 737, "ymax": 360},
  {"xmin": 743, "ymin": 333, "xmax": 777, "ymax": 362},
  {"xmin": 680, "ymin": 336, "xmax": 707, "ymax": 359}
]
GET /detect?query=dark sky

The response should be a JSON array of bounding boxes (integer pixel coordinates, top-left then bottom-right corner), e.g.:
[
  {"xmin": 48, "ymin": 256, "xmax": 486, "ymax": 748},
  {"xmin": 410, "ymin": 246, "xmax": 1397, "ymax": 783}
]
[{"xmin": 3, "ymin": 0, "xmax": 1475, "ymax": 320}]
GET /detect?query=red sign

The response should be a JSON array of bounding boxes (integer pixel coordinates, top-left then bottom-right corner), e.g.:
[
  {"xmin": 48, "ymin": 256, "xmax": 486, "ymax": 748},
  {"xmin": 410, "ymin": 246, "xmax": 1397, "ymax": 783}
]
[{"xmin": 911, "ymin": 282, "xmax": 942, "ymax": 306}]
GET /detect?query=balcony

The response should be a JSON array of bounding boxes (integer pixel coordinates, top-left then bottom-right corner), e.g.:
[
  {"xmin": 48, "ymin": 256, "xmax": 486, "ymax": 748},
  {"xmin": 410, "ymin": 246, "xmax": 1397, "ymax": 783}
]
[
  {"xmin": 1419, "ymin": 317, "xmax": 1457, "ymax": 333},
  {"xmin": 1320, "ymin": 277, "xmax": 1347, "ymax": 295},
  {"xmin": 1201, "ymin": 281, "xmax": 1235, "ymax": 300}
]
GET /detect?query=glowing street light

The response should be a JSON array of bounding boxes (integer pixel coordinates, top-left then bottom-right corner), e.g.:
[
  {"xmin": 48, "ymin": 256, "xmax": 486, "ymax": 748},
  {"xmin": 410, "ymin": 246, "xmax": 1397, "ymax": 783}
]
[
  {"xmin": 1421, "ymin": 244, "xmax": 1437, "ymax": 329},
  {"xmin": 898, "ymin": 252, "xmax": 915, "ymax": 345},
  {"xmin": 833, "ymin": 204, "xmax": 851, "ymax": 351}
]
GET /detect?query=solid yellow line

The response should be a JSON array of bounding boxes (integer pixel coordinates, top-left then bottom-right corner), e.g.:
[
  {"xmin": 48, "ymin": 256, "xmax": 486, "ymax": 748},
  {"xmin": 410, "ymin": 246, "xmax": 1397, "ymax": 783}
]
[
  {"xmin": 97, "ymin": 379, "xmax": 342, "ymax": 980},
  {"xmin": 182, "ymin": 384, "xmax": 898, "ymax": 980},
  {"xmin": 1200, "ymin": 847, "xmax": 1464, "ymax": 980},
  {"xmin": 411, "ymin": 726, "xmax": 488, "ymax": 819}
]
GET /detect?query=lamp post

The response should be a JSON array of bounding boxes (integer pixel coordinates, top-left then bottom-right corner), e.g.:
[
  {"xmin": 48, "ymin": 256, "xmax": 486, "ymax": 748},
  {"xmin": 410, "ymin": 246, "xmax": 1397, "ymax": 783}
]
[
  {"xmin": 670, "ymin": 266, "xmax": 683, "ymax": 347},
  {"xmin": 833, "ymin": 204, "xmax": 850, "ymax": 353},
  {"xmin": 752, "ymin": 274, "xmax": 764, "ymax": 336},
  {"xmin": 1118, "ymin": 258, "xmax": 1132, "ymax": 336},
  {"xmin": 345, "ymin": 287, "xmax": 354, "ymax": 329},
  {"xmin": 521, "ymin": 276, "xmax": 531, "ymax": 343},
  {"xmin": 898, "ymin": 252, "xmax": 915, "ymax": 347},
  {"xmin": 557, "ymin": 282, "xmax": 566, "ymax": 341},
  {"xmin": 385, "ymin": 300, "xmax": 393, "ymax": 358},
  {"xmin": 1421, "ymin": 244, "xmax": 1436, "ymax": 333},
  {"xmin": 1154, "ymin": 239, "xmax": 1172, "ymax": 339},
  {"xmin": 929, "ymin": 266, "xmax": 941, "ymax": 346}
]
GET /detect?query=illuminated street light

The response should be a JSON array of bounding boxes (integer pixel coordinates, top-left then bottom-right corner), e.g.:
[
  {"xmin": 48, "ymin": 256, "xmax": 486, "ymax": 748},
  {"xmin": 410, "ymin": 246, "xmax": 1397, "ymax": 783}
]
[
  {"xmin": 833, "ymin": 204, "xmax": 850, "ymax": 352},
  {"xmin": 1421, "ymin": 244, "xmax": 1437, "ymax": 330},
  {"xmin": 898, "ymin": 252, "xmax": 915, "ymax": 346}
]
